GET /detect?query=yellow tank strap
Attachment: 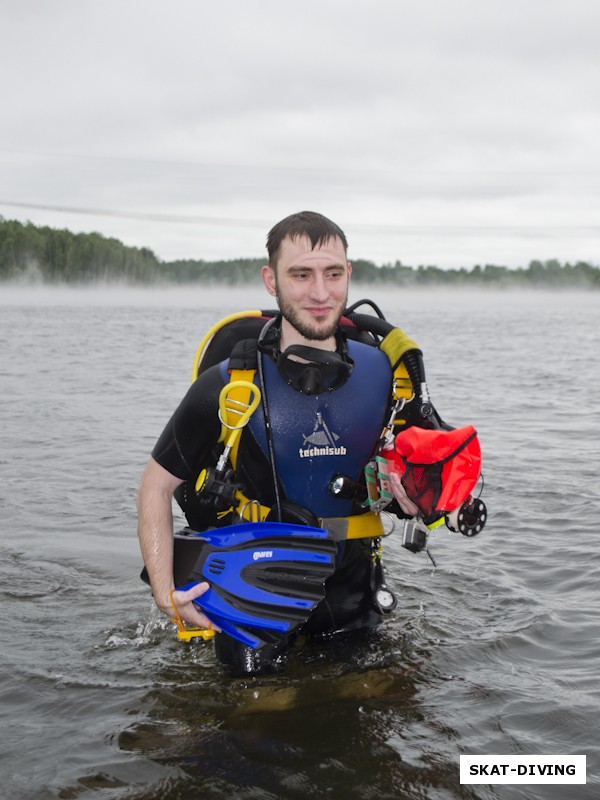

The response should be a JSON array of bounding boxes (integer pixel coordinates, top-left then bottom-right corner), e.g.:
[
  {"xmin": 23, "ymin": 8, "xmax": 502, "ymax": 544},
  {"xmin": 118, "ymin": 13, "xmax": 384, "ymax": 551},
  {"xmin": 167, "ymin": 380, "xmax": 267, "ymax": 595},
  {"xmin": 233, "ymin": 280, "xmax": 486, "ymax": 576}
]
[{"xmin": 391, "ymin": 361, "xmax": 413, "ymax": 402}]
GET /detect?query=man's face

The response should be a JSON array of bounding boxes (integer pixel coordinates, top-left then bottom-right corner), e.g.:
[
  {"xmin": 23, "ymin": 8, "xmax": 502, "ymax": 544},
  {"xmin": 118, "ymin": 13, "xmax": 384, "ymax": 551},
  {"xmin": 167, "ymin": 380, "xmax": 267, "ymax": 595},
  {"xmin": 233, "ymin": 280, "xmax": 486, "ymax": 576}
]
[{"xmin": 262, "ymin": 235, "xmax": 352, "ymax": 343}]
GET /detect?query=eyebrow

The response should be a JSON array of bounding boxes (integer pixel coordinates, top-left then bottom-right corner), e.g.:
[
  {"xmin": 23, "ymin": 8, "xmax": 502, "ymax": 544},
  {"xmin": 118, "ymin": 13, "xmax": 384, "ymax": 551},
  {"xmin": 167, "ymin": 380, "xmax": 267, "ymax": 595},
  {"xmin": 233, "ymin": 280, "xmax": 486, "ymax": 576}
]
[{"xmin": 286, "ymin": 262, "xmax": 347, "ymax": 273}]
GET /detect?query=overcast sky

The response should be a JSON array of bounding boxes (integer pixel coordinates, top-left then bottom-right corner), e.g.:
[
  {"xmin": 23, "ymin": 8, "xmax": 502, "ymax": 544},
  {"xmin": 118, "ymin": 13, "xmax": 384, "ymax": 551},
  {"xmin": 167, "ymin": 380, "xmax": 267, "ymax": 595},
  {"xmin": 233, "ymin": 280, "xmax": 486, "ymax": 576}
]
[{"xmin": 1, "ymin": 0, "xmax": 598, "ymax": 268}]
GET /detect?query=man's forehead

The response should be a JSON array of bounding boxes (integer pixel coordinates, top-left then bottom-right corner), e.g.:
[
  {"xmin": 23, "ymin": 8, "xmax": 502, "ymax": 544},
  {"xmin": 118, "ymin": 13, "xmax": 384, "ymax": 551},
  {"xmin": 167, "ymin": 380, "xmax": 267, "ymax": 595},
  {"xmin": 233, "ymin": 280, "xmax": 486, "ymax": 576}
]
[{"xmin": 279, "ymin": 234, "xmax": 347, "ymax": 267}]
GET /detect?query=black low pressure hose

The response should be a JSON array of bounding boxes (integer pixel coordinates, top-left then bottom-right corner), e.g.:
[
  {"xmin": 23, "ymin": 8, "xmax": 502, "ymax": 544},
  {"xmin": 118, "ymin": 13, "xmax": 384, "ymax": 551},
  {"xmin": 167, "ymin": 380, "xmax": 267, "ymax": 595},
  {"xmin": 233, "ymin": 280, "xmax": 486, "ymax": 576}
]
[
  {"xmin": 345, "ymin": 310, "xmax": 434, "ymax": 421},
  {"xmin": 345, "ymin": 298, "xmax": 387, "ymax": 320},
  {"xmin": 402, "ymin": 349, "xmax": 434, "ymax": 420},
  {"xmin": 345, "ymin": 311, "xmax": 393, "ymax": 339}
]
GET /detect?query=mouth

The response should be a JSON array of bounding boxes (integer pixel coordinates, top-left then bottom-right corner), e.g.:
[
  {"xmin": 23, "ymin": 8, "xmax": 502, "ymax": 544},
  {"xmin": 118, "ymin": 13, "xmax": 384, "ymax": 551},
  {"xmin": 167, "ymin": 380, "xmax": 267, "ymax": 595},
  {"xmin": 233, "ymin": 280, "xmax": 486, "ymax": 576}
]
[{"xmin": 305, "ymin": 306, "xmax": 333, "ymax": 318}]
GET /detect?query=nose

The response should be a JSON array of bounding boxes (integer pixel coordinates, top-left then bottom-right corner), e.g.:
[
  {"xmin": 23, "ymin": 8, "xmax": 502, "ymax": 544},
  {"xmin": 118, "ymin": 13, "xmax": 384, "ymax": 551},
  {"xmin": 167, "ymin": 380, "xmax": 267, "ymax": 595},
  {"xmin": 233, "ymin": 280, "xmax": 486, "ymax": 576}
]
[{"xmin": 308, "ymin": 271, "xmax": 329, "ymax": 302}]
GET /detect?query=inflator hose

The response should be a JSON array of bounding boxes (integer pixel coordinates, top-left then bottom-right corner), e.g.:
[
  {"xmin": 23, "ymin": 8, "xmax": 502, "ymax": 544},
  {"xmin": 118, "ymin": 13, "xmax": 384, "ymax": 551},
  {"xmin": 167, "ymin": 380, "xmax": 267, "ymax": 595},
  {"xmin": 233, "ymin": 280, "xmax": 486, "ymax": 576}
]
[{"xmin": 401, "ymin": 349, "xmax": 433, "ymax": 420}]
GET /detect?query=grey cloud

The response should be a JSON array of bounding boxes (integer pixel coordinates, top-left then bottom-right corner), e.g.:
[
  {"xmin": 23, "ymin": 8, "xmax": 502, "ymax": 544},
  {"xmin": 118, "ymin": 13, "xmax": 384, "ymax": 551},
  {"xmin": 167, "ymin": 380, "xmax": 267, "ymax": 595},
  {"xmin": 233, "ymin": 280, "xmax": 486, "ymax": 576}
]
[{"xmin": 1, "ymin": 0, "xmax": 598, "ymax": 267}]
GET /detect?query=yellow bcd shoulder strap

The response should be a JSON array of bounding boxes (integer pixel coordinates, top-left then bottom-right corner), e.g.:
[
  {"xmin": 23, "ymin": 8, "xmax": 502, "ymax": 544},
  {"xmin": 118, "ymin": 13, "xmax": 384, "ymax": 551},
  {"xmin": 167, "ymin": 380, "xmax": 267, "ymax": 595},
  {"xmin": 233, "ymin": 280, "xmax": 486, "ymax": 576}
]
[{"xmin": 223, "ymin": 369, "xmax": 259, "ymax": 465}]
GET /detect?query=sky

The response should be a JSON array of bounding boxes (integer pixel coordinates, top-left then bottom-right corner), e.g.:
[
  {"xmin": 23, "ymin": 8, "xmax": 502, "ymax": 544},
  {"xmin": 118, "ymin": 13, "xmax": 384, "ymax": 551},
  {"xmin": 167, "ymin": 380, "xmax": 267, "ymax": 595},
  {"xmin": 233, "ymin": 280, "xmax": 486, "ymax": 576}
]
[{"xmin": 1, "ymin": 0, "xmax": 598, "ymax": 268}]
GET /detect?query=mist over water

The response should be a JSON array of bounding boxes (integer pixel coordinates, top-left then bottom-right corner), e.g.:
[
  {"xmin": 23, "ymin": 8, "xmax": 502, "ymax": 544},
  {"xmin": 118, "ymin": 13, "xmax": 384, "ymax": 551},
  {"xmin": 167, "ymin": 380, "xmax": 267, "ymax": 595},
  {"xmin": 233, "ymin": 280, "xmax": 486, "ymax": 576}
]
[
  {"xmin": 1, "ymin": 286, "xmax": 598, "ymax": 800},
  {"xmin": 0, "ymin": 281, "xmax": 584, "ymax": 309},
  {"xmin": 0, "ymin": 283, "xmax": 269, "ymax": 308}
]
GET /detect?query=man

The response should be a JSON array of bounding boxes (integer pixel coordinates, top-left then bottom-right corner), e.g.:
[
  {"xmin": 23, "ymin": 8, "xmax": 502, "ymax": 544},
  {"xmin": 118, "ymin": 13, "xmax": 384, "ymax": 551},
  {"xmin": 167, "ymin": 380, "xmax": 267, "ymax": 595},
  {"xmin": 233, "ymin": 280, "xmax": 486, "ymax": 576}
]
[{"xmin": 137, "ymin": 211, "xmax": 420, "ymax": 673}]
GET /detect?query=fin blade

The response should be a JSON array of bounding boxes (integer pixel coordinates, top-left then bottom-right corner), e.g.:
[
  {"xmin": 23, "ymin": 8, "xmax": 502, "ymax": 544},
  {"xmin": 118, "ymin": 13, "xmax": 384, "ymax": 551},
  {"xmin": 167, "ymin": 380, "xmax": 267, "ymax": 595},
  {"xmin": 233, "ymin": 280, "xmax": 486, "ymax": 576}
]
[{"xmin": 173, "ymin": 522, "xmax": 337, "ymax": 648}]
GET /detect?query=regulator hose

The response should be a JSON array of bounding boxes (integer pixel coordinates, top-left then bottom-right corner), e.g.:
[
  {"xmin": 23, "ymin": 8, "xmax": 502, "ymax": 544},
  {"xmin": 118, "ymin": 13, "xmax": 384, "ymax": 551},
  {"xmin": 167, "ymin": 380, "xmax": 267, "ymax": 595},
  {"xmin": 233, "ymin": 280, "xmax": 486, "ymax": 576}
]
[
  {"xmin": 345, "ymin": 309, "xmax": 434, "ymax": 422},
  {"xmin": 402, "ymin": 349, "xmax": 434, "ymax": 420}
]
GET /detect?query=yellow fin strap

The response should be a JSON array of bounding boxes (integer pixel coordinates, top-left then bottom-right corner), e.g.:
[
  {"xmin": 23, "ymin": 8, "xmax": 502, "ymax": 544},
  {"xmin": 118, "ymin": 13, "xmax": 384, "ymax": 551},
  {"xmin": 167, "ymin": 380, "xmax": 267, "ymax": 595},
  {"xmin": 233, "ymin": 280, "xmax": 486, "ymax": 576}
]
[{"xmin": 169, "ymin": 589, "xmax": 216, "ymax": 642}]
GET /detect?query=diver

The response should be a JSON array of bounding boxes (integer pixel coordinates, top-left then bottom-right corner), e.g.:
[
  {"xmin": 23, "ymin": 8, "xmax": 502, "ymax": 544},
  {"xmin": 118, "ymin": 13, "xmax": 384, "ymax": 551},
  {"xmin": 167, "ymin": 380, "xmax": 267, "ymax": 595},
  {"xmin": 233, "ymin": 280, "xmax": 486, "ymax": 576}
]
[{"xmin": 137, "ymin": 211, "xmax": 440, "ymax": 674}]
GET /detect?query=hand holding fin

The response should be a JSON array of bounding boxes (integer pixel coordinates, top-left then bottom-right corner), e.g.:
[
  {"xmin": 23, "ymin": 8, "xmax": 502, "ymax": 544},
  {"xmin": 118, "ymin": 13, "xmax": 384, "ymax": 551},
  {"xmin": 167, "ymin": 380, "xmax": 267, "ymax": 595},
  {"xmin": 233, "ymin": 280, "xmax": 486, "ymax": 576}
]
[{"xmin": 170, "ymin": 582, "xmax": 221, "ymax": 632}]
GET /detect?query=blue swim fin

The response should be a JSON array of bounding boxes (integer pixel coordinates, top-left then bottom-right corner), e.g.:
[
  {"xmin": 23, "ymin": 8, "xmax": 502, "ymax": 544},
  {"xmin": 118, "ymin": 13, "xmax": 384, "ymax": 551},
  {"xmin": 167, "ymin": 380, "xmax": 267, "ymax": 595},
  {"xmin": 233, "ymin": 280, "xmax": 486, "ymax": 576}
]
[{"xmin": 172, "ymin": 521, "xmax": 336, "ymax": 648}]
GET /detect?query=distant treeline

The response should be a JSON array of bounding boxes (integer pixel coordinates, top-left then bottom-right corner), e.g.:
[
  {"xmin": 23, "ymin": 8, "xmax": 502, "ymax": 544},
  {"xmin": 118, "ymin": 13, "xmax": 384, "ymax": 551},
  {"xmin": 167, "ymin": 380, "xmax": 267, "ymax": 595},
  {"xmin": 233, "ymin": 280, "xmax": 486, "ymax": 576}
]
[
  {"xmin": 1, "ymin": 217, "xmax": 599, "ymax": 288},
  {"xmin": 0, "ymin": 218, "xmax": 160, "ymax": 284}
]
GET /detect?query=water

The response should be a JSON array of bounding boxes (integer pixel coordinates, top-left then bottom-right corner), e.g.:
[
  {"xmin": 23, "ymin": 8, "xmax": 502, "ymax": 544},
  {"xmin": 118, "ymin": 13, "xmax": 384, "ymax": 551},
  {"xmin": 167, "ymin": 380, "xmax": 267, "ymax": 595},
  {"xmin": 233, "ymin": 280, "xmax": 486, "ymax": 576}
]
[{"xmin": 1, "ymin": 285, "xmax": 598, "ymax": 800}]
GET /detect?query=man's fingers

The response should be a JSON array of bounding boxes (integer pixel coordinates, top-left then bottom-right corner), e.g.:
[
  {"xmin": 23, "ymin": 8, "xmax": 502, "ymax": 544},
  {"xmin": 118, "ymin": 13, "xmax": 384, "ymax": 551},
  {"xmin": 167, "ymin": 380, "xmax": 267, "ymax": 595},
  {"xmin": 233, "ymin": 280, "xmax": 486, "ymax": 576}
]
[
  {"xmin": 389, "ymin": 472, "xmax": 420, "ymax": 516},
  {"xmin": 179, "ymin": 581, "xmax": 210, "ymax": 602},
  {"xmin": 172, "ymin": 583, "xmax": 221, "ymax": 631}
]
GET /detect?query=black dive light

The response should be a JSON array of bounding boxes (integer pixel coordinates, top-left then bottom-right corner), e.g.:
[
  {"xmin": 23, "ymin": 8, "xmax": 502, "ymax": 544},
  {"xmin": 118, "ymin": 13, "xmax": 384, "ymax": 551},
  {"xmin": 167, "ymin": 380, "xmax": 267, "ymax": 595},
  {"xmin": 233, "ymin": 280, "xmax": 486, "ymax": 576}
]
[{"xmin": 328, "ymin": 473, "xmax": 367, "ymax": 502}]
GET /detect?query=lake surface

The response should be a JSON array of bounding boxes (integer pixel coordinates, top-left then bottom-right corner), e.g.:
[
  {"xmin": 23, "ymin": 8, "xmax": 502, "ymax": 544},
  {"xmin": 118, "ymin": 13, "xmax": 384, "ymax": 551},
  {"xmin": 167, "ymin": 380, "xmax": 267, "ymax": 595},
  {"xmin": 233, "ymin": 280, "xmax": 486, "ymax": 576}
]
[{"xmin": 0, "ymin": 285, "xmax": 598, "ymax": 799}]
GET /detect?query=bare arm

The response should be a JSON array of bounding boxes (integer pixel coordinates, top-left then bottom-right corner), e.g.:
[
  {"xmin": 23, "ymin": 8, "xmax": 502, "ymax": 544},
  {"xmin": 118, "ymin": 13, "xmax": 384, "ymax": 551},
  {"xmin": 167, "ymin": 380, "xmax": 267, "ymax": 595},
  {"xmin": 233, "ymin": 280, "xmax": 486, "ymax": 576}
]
[{"xmin": 136, "ymin": 457, "xmax": 218, "ymax": 629}]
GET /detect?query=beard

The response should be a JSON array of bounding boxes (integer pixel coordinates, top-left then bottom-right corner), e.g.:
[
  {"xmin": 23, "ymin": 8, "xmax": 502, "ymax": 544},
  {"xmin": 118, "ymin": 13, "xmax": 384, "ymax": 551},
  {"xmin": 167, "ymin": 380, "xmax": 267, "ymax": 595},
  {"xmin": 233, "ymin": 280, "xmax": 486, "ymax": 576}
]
[{"xmin": 275, "ymin": 285, "xmax": 348, "ymax": 341}]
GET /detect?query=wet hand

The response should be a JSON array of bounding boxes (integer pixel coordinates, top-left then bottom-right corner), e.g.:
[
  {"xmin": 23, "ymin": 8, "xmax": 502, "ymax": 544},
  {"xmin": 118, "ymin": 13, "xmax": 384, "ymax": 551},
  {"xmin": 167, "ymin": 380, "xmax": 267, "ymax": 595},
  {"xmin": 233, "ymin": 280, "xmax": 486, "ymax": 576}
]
[
  {"xmin": 389, "ymin": 472, "xmax": 420, "ymax": 517},
  {"xmin": 169, "ymin": 582, "xmax": 222, "ymax": 631}
]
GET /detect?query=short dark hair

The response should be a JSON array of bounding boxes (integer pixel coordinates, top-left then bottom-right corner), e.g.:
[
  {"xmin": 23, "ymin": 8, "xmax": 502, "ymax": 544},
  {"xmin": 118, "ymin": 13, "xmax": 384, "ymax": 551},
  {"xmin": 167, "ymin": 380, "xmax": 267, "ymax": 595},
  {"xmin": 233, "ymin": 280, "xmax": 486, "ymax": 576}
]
[{"xmin": 266, "ymin": 211, "xmax": 348, "ymax": 269}]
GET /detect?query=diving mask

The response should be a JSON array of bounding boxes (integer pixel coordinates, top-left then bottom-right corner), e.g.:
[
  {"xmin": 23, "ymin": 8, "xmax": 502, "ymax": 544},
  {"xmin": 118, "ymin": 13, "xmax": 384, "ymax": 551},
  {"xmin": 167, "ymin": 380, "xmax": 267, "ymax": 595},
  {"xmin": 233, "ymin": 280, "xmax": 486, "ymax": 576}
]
[{"xmin": 276, "ymin": 343, "xmax": 354, "ymax": 395}]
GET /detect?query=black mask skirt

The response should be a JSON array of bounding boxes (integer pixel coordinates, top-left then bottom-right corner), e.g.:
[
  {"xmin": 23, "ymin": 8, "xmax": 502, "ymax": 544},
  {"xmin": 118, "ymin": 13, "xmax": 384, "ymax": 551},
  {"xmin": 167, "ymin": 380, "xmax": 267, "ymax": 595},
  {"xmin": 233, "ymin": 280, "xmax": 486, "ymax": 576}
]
[
  {"xmin": 275, "ymin": 342, "xmax": 354, "ymax": 395},
  {"xmin": 257, "ymin": 319, "xmax": 354, "ymax": 395}
]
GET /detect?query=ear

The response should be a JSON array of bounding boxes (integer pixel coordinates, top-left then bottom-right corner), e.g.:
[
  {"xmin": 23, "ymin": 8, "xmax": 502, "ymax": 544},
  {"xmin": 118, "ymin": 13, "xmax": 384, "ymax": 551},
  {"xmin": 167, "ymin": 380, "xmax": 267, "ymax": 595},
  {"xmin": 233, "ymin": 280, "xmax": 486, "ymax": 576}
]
[
  {"xmin": 262, "ymin": 264, "xmax": 277, "ymax": 297},
  {"xmin": 347, "ymin": 262, "xmax": 352, "ymax": 280}
]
